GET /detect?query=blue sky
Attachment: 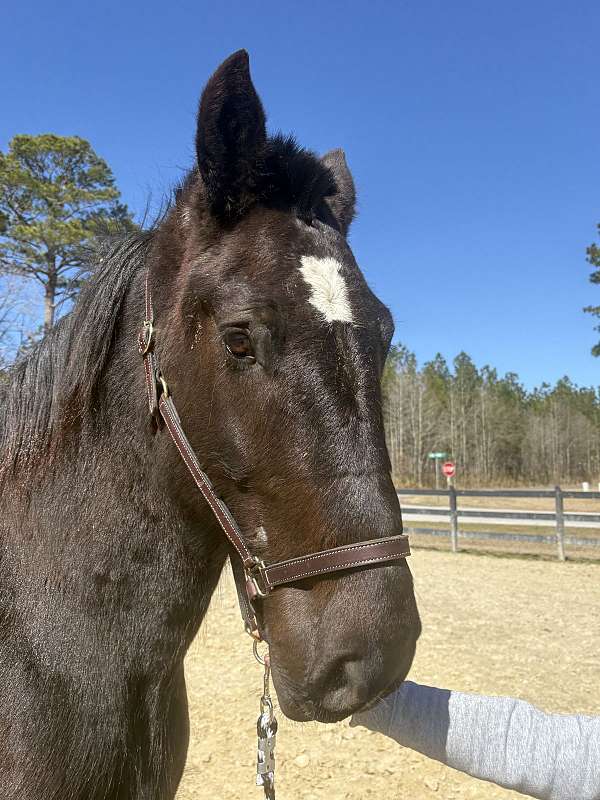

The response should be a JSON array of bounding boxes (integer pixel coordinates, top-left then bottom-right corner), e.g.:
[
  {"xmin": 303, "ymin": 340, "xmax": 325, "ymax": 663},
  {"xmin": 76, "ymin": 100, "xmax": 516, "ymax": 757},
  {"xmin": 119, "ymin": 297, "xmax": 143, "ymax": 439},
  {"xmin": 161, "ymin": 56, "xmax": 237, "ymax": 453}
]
[{"xmin": 3, "ymin": 0, "xmax": 599, "ymax": 388}]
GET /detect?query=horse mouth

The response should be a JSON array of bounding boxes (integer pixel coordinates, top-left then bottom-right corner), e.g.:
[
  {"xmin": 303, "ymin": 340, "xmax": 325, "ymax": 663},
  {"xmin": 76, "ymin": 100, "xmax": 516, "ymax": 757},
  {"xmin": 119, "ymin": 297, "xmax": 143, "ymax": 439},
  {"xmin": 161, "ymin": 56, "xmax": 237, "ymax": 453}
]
[{"xmin": 271, "ymin": 642, "xmax": 416, "ymax": 724}]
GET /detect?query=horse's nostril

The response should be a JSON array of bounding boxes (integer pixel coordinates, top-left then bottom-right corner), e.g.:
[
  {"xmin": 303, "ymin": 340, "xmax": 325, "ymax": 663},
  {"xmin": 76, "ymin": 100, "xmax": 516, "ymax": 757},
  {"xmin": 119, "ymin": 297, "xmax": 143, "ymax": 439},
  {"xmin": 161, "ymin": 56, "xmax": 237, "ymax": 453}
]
[
  {"xmin": 310, "ymin": 659, "xmax": 372, "ymax": 716},
  {"xmin": 311, "ymin": 654, "xmax": 368, "ymax": 700}
]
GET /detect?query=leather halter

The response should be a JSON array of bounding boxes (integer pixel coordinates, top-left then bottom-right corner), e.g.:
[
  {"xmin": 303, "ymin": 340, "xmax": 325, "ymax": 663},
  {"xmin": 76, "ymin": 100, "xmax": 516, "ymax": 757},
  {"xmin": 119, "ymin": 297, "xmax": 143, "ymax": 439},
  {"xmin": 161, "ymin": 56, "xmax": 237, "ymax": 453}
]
[{"xmin": 138, "ymin": 271, "xmax": 410, "ymax": 637}]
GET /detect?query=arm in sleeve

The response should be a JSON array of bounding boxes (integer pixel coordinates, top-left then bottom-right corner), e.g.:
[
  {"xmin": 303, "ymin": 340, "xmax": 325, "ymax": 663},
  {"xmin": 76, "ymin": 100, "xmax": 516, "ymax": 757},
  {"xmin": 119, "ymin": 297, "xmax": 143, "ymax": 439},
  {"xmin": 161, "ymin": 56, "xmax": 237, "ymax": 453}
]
[{"xmin": 351, "ymin": 682, "xmax": 600, "ymax": 800}]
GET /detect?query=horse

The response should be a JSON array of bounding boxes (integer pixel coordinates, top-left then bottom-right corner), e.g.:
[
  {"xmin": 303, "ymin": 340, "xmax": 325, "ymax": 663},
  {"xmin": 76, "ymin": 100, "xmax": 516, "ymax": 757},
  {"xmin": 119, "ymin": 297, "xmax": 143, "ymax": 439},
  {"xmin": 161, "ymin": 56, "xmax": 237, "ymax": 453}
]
[{"xmin": 0, "ymin": 50, "xmax": 421, "ymax": 799}]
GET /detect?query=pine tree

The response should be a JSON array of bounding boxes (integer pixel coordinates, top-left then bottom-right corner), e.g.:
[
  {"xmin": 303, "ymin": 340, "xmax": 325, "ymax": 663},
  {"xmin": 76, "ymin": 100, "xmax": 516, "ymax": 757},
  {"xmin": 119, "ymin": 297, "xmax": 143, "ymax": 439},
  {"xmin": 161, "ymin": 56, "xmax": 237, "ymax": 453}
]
[
  {"xmin": 584, "ymin": 223, "xmax": 600, "ymax": 356},
  {"xmin": 0, "ymin": 134, "xmax": 135, "ymax": 333}
]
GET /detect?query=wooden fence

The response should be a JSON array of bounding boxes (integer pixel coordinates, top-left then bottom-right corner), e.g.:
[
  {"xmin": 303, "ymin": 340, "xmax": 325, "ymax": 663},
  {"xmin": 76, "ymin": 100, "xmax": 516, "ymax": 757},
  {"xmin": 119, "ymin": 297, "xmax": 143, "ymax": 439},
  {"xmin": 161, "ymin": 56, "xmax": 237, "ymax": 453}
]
[{"xmin": 397, "ymin": 486, "xmax": 600, "ymax": 561}]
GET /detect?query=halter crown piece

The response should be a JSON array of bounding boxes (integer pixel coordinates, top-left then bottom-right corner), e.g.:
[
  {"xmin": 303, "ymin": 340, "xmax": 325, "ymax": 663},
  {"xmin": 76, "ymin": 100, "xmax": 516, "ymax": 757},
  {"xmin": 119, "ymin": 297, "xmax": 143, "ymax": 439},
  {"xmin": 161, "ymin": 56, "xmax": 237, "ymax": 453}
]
[{"xmin": 138, "ymin": 269, "xmax": 411, "ymax": 798}]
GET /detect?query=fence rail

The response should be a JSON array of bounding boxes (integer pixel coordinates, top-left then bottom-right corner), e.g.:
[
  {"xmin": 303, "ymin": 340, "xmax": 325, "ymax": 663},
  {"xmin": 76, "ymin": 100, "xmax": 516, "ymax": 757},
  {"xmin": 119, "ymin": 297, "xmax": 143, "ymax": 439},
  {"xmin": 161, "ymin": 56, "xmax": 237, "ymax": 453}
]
[
  {"xmin": 397, "ymin": 486, "xmax": 600, "ymax": 560},
  {"xmin": 406, "ymin": 527, "xmax": 600, "ymax": 548},
  {"xmin": 399, "ymin": 488, "xmax": 600, "ymax": 499}
]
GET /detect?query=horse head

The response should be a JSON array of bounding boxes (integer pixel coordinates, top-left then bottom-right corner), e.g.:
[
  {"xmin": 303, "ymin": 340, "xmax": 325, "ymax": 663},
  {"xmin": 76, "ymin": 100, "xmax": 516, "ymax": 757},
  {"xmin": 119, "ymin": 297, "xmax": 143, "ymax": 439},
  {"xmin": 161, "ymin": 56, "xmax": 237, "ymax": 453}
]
[{"xmin": 150, "ymin": 50, "xmax": 420, "ymax": 723}]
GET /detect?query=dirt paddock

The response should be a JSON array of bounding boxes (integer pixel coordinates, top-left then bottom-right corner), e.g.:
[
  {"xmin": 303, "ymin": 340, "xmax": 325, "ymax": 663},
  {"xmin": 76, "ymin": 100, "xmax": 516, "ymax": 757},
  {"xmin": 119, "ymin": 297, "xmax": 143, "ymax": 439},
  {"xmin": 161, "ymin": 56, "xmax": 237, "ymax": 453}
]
[{"xmin": 177, "ymin": 549, "xmax": 600, "ymax": 800}]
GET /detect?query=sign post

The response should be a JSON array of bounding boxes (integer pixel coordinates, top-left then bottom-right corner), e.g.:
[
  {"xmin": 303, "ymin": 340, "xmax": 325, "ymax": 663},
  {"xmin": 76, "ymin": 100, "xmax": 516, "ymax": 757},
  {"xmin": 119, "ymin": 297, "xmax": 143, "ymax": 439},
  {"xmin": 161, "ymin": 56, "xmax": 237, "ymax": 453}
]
[
  {"xmin": 437, "ymin": 461, "xmax": 458, "ymax": 551},
  {"xmin": 442, "ymin": 460, "xmax": 456, "ymax": 487},
  {"xmin": 427, "ymin": 452, "xmax": 448, "ymax": 489}
]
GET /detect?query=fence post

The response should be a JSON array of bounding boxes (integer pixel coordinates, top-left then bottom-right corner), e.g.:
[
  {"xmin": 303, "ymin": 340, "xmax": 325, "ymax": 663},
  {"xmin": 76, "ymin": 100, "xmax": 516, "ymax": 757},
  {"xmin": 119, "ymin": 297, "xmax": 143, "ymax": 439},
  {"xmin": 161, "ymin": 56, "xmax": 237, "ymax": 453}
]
[
  {"xmin": 554, "ymin": 485, "xmax": 566, "ymax": 562},
  {"xmin": 449, "ymin": 485, "xmax": 459, "ymax": 553}
]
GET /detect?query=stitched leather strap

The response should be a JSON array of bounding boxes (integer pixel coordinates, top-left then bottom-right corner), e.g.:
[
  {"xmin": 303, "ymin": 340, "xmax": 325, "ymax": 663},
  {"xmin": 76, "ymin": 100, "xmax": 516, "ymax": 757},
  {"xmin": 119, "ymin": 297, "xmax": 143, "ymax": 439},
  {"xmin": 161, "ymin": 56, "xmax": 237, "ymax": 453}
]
[
  {"xmin": 159, "ymin": 394, "xmax": 256, "ymax": 568},
  {"xmin": 256, "ymin": 535, "xmax": 410, "ymax": 594},
  {"xmin": 139, "ymin": 273, "xmax": 410, "ymax": 635},
  {"xmin": 138, "ymin": 270, "xmax": 159, "ymax": 417}
]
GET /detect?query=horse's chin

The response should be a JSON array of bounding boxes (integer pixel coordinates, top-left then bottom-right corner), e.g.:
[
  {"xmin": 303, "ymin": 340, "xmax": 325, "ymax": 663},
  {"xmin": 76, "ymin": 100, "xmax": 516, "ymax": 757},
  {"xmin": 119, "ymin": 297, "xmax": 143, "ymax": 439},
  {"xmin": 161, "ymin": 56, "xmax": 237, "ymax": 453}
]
[
  {"xmin": 272, "ymin": 675, "xmax": 398, "ymax": 725},
  {"xmin": 276, "ymin": 691, "xmax": 389, "ymax": 723},
  {"xmin": 276, "ymin": 695, "xmax": 352, "ymax": 724}
]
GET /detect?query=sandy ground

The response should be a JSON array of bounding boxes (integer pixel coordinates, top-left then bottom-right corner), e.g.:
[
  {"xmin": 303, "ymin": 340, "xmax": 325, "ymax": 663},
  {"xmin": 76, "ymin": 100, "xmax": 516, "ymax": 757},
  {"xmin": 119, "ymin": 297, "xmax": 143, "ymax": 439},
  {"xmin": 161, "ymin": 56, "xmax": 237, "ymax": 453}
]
[{"xmin": 176, "ymin": 549, "xmax": 600, "ymax": 800}]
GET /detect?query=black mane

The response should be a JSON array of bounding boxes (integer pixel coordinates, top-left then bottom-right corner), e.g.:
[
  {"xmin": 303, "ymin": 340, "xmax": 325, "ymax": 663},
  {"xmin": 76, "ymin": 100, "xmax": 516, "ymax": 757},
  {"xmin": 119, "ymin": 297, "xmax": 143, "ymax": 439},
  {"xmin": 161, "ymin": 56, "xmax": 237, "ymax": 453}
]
[{"xmin": 0, "ymin": 233, "xmax": 151, "ymax": 477}]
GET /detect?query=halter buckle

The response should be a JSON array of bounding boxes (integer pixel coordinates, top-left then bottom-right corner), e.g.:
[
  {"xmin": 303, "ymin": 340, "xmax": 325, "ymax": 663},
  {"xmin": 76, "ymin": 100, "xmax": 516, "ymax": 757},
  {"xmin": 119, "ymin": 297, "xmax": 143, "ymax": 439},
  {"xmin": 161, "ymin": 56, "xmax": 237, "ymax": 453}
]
[
  {"xmin": 139, "ymin": 320, "xmax": 155, "ymax": 355},
  {"xmin": 156, "ymin": 370, "xmax": 170, "ymax": 399},
  {"xmin": 245, "ymin": 558, "xmax": 269, "ymax": 600}
]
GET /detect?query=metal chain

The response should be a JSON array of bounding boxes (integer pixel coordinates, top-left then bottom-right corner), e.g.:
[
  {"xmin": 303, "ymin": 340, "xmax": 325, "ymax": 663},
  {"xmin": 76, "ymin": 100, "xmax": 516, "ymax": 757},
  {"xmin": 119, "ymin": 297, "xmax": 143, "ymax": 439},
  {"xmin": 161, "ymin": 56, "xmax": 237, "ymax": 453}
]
[{"xmin": 254, "ymin": 641, "xmax": 277, "ymax": 800}]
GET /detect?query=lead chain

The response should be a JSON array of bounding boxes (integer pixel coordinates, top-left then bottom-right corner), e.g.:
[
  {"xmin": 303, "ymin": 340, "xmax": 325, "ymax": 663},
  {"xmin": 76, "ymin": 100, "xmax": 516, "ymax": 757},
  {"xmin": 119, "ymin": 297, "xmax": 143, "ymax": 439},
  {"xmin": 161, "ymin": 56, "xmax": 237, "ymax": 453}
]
[{"xmin": 254, "ymin": 641, "xmax": 278, "ymax": 800}]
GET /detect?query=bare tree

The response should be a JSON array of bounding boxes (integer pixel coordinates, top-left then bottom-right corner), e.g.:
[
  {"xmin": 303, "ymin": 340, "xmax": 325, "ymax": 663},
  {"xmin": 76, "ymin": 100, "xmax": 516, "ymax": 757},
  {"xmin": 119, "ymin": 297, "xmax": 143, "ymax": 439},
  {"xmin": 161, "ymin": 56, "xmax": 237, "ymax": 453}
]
[{"xmin": 0, "ymin": 278, "xmax": 30, "ymax": 369}]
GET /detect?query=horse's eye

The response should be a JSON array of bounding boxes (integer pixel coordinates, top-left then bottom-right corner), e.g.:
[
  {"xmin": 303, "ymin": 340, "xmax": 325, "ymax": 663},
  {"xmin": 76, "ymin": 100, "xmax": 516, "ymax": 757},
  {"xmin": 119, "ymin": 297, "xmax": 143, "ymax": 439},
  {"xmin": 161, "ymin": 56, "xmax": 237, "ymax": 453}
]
[{"xmin": 223, "ymin": 329, "xmax": 255, "ymax": 362}]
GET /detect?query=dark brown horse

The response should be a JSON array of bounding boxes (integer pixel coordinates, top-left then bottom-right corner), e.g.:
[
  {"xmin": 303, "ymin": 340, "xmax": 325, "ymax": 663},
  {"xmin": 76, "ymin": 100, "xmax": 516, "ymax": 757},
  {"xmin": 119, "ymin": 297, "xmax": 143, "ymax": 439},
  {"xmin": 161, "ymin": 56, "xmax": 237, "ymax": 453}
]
[{"xmin": 0, "ymin": 51, "xmax": 420, "ymax": 799}]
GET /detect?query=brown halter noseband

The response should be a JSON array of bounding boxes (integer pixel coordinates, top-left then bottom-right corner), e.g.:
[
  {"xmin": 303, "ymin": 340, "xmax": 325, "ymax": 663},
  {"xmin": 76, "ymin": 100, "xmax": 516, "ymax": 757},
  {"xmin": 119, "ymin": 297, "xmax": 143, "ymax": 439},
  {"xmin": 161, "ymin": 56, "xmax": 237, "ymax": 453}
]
[{"xmin": 138, "ymin": 271, "xmax": 410, "ymax": 638}]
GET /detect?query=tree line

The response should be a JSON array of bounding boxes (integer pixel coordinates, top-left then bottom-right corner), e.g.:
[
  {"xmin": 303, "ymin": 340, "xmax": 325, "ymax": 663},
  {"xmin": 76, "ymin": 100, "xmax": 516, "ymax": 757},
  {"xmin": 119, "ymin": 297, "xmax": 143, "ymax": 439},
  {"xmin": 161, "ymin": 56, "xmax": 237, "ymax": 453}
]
[{"xmin": 383, "ymin": 345, "xmax": 600, "ymax": 486}]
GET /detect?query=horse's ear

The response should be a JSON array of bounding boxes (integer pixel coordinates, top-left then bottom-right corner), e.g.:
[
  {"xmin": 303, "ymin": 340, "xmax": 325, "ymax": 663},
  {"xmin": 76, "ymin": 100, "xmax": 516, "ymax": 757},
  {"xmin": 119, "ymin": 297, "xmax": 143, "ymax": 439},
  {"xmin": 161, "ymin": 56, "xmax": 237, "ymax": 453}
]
[
  {"xmin": 321, "ymin": 149, "xmax": 356, "ymax": 236},
  {"xmin": 196, "ymin": 50, "xmax": 267, "ymax": 218}
]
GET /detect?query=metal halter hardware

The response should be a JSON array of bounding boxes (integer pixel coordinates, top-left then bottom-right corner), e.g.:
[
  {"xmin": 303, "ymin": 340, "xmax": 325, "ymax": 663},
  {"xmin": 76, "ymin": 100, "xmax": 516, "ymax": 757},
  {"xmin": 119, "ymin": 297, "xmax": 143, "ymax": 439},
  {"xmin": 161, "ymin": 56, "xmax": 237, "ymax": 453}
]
[{"xmin": 138, "ymin": 270, "xmax": 410, "ymax": 638}]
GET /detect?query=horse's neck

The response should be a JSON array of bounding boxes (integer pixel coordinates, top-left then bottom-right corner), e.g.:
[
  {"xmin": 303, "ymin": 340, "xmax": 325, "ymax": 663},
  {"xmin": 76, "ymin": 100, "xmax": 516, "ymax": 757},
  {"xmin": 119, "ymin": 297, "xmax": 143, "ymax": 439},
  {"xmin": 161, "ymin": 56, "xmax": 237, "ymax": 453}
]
[{"xmin": 3, "ymin": 306, "xmax": 228, "ymax": 670}]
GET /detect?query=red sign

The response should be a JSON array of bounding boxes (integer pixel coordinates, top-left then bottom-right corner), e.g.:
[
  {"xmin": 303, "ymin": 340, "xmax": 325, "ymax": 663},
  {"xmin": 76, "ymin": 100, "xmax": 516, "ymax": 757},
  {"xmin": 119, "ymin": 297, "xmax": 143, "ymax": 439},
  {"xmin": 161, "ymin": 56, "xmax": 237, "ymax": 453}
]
[{"xmin": 442, "ymin": 461, "xmax": 456, "ymax": 478}]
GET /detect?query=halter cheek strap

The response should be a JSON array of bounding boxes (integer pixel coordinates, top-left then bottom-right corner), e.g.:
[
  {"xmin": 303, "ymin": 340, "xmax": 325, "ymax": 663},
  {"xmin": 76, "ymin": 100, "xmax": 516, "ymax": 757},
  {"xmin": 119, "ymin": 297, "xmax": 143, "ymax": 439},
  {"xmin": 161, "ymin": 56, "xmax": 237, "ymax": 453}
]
[{"xmin": 138, "ymin": 272, "xmax": 410, "ymax": 637}]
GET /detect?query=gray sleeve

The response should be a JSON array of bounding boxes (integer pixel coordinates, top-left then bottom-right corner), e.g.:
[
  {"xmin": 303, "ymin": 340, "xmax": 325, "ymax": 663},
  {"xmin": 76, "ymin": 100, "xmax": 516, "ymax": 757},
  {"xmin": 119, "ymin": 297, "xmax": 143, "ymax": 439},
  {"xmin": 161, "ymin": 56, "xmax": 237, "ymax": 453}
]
[{"xmin": 350, "ymin": 682, "xmax": 600, "ymax": 800}]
